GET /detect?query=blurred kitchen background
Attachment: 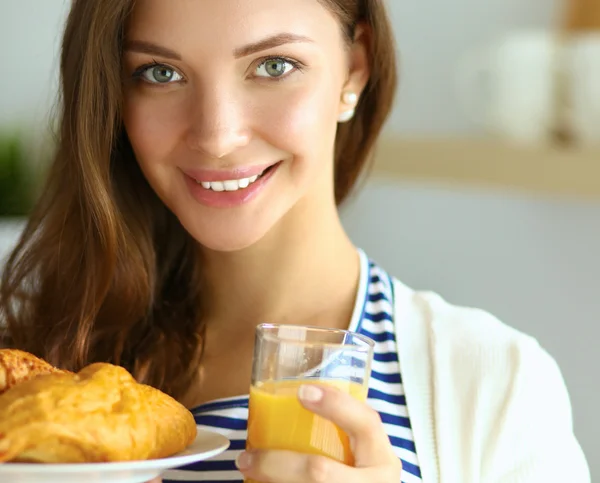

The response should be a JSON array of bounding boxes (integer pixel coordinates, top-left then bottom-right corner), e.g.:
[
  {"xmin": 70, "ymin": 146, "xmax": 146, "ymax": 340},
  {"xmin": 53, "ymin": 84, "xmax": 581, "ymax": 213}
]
[{"xmin": 1, "ymin": 0, "xmax": 599, "ymax": 476}]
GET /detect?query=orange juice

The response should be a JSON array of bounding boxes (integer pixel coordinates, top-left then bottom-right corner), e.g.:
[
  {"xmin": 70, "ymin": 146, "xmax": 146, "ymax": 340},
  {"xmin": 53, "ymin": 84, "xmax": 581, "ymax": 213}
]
[{"xmin": 246, "ymin": 379, "xmax": 367, "ymax": 479}]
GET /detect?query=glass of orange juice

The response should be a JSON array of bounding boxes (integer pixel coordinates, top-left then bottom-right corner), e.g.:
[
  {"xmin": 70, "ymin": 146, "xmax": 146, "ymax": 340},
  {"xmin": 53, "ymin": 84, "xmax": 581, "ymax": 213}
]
[{"xmin": 246, "ymin": 324, "xmax": 375, "ymax": 482}]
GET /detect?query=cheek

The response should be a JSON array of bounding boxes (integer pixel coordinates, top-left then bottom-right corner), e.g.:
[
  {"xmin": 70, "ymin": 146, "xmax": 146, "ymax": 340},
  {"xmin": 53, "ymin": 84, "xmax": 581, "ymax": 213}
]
[
  {"xmin": 254, "ymin": 80, "xmax": 340, "ymax": 153},
  {"xmin": 123, "ymin": 91, "xmax": 188, "ymax": 169}
]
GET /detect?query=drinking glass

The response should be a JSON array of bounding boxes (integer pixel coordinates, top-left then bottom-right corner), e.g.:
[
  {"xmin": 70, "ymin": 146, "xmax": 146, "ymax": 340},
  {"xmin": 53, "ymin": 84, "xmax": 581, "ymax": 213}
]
[{"xmin": 245, "ymin": 324, "xmax": 375, "ymax": 482}]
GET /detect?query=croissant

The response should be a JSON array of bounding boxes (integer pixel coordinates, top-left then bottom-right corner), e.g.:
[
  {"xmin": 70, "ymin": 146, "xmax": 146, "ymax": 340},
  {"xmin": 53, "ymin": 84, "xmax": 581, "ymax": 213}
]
[
  {"xmin": 0, "ymin": 349, "xmax": 71, "ymax": 395},
  {"xmin": 0, "ymin": 349, "xmax": 197, "ymax": 463}
]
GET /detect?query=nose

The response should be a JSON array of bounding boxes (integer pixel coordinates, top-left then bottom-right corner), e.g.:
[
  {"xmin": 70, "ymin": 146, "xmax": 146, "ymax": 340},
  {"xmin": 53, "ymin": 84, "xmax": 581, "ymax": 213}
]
[{"xmin": 185, "ymin": 86, "xmax": 251, "ymax": 159}]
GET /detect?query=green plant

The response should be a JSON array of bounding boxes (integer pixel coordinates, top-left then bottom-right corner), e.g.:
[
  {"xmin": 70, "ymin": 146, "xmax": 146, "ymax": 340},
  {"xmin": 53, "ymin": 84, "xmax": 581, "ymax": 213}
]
[{"xmin": 0, "ymin": 133, "xmax": 36, "ymax": 217}]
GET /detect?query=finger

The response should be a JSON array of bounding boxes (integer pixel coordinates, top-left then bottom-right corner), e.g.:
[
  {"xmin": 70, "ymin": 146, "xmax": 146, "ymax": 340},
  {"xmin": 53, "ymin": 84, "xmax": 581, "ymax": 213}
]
[
  {"xmin": 236, "ymin": 449, "xmax": 367, "ymax": 483},
  {"xmin": 145, "ymin": 479, "xmax": 162, "ymax": 483},
  {"xmin": 297, "ymin": 384, "xmax": 395, "ymax": 467}
]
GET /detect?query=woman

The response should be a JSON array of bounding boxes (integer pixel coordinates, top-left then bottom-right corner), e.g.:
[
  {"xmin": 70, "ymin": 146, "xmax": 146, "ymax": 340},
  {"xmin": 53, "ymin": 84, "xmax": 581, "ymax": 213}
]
[{"xmin": 0, "ymin": 0, "xmax": 590, "ymax": 482}]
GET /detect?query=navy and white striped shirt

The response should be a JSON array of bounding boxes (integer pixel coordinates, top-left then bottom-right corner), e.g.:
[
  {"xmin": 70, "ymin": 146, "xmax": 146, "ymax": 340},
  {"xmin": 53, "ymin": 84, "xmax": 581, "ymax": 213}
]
[{"xmin": 164, "ymin": 251, "xmax": 422, "ymax": 482}]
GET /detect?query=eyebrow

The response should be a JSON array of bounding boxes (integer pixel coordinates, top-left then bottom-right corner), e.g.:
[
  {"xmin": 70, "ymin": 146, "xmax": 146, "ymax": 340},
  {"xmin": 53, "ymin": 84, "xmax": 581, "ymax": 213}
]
[
  {"xmin": 124, "ymin": 33, "xmax": 313, "ymax": 61},
  {"xmin": 124, "ymin": 40, "xmax": 182, "ymax": 60},
  {"xmin": 233, "ymin": 33, "xmax": 314, "ymax": 58}
]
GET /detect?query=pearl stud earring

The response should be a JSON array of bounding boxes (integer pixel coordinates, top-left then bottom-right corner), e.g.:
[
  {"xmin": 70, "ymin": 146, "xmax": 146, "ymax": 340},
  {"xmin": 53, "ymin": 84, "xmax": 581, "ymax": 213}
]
[
  {"xmin": 342, "ymin": 91, "xmax": 358, "ymax": 106},
  {"xmin": 338, "ymin": 91, "xmax": 358, "ymax": 123}
]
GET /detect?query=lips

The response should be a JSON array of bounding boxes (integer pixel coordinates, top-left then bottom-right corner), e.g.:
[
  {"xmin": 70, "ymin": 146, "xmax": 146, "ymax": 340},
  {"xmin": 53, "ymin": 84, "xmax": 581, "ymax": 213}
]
[{"xmin": 182, "ymin": 161, "xmax": 282, "ymax": 208}]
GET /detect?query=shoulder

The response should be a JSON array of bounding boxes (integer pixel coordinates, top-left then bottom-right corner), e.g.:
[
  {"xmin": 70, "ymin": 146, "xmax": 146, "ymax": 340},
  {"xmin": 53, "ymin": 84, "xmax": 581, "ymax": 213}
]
[
  {"xmin": 393, "ymin": 277, "xmax": 568, "ymax": 400},
  {"xmin": 391, "ymin": 277, "xmax": 590, "ymax": 481},
  {"xmin": 411, "ymin": 284, "xmax": 567, "ymax": 414}
]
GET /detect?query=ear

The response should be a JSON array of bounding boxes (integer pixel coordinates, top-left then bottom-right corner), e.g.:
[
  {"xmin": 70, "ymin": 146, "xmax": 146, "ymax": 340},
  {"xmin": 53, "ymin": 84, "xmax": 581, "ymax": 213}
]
[{"xmin": 338, "ymin": 23, "xmax": 371, "ymax": 116}]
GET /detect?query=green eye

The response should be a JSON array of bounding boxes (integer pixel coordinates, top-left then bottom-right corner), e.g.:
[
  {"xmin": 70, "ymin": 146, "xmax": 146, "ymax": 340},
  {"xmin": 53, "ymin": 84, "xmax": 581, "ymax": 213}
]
[
  {"xmin": 150, "ymin": 66, "xmax": 175, "ymax": 83},
  {"xmin": 255, "ymin": 58, "xmax": 296, "ymax": 78},
  {"xmin": 136, "ymin": 64, "xmax": 183, "ymax": 84}
]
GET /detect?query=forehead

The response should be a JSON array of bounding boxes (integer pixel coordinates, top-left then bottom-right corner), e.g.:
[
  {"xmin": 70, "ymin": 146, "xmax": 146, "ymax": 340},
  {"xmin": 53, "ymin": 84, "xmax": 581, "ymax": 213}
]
[{"xmin": 126, "ymin": 0, "xmax": 343, "ymax": 50}]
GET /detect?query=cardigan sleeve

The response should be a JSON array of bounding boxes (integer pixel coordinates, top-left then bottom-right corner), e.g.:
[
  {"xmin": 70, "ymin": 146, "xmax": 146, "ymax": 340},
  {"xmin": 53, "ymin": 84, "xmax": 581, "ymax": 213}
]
[{"xmin": 480, "ymin": 336, "xmax": 591, "ymax": 483}]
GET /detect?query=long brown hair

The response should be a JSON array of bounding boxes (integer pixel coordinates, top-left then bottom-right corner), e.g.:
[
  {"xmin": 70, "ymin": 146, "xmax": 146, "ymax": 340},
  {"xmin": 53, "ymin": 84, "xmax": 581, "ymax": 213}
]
[{"xmin": 0, "ymin": 0, "xmax": 397, "ymax": 400}]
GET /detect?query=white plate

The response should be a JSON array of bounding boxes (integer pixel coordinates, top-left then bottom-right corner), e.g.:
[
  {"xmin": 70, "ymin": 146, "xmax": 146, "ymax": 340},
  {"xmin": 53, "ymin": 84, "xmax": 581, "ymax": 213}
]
[{"xmin": 0, "ymin": 427, "xmax": 230, "ymax": 483}]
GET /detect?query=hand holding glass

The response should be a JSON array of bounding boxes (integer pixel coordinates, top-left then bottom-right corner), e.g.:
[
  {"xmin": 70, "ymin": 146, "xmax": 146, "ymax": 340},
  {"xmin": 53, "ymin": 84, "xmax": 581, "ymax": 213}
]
[{"xmin": 246, "ymin": 323, "xmax": 375, "ymax": 482}]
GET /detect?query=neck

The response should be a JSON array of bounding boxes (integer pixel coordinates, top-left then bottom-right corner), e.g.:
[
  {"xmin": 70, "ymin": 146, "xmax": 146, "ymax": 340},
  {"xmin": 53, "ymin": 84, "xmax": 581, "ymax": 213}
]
[{"xmin": 200, "ymin": 191, "xmax": 360, "ymax": 336}]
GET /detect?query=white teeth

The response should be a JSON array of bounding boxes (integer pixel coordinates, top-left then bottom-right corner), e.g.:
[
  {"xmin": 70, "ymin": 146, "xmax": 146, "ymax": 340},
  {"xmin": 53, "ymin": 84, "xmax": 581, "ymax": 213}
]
[
  {"xmin": 211, "ymin": 181, "xmax": 225, "ymax": 192},
  {"xmin": 223, "ymin": 180, "xmax": 239, "ymax": 191},
  {"xmin": 196, "ymin": 173, "xmax": 264, "ymax": 192}
]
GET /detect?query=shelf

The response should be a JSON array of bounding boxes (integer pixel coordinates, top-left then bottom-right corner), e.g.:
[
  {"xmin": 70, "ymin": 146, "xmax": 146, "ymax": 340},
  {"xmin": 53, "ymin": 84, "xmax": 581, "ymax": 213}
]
[{"xmin": 370, "ymin": 137, "xmax": 600, "ymax": 199}]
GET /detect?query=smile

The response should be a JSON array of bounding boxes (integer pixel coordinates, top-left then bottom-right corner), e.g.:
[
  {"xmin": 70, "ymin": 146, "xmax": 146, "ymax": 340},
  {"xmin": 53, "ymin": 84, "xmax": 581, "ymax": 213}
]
[{"xmin": 194, "ymin": 162, "xmax": 280, "ymax": 192}]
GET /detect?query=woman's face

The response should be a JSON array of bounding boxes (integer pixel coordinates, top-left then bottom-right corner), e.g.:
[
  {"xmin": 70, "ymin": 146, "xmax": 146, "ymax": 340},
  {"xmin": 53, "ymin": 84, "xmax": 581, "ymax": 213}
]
[{"xmin": 123, "ymin": 0, "xmax": 367, "ymax": 251}]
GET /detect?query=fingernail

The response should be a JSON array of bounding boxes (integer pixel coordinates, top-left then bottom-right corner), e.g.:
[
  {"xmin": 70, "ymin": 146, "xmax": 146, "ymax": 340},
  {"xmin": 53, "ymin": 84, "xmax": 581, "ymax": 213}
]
[
  {"xmin": 299, "ymin": 384, "xmax": 324, "ymax": 403},
  {"xmin": 235, "ymin": 451, "xmax": 253, "ymax": 470}
]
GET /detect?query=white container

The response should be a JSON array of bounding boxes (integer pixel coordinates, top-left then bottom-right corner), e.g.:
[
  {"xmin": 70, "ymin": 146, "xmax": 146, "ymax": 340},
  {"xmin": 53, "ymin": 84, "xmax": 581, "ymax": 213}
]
[{"xmin": 456, "ymin": 30, "xmax": 562, "ymax": 144}]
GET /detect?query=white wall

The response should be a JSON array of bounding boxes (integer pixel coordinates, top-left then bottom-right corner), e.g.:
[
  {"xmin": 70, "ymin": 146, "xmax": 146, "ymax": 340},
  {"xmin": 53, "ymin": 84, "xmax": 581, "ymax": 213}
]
[
  {"xmin": 0, "ymin": 0, "xmax": 68, "ymax": 130},
  {"xmin": 0, "ymin": 0, "xmax": 597, "ymax": 477}
]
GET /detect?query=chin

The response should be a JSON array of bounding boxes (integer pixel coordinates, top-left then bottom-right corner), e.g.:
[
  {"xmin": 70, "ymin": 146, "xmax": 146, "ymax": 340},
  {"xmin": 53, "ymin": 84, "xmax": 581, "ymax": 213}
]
[{"xmin": 177, "ymin": 213, "xmax": 277, "ymax": 253}]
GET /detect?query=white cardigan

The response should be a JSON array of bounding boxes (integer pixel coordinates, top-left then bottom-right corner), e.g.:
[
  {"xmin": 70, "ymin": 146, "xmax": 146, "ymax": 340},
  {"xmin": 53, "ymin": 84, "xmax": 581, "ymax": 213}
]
[{"xmin": 392, "ymin": 279, "xmax": 591, "ymax": 483}]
